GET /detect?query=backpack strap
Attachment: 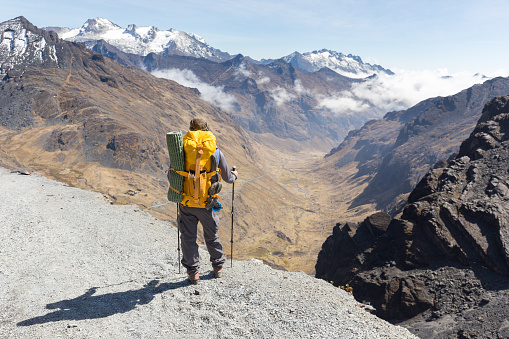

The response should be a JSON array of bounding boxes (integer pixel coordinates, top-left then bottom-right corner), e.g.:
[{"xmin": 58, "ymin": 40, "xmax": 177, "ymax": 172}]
[
  {"xmin": 168, "ymin": 184, "xmax": 184, "ymax": 195},
  {"xmin": 171, "ymin": 169, "xmax": 190, "ymax": 177},
  {"xmin": 206, "ymin": 171, "xmax": 218, "ymax": 179},
  {"xmin": 193, "ymin": 145, "xmax": 203, "ymax": 204},
  {"xmin": 168, "ymin": 168, "xmax": 216, "ymax": 199}
]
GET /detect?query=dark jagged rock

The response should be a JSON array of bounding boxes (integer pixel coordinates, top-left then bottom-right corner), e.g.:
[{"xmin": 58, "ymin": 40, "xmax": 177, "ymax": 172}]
[
  {"xmin": 365, "ymin": 211, "xmax": 391, "ymax": 237},
  {"xmin": 315, "ymin": 212, "xmax": 390, "ymax": 285},
  {"xmin": 316, "ymin": 95, "xmax": 509, "ymax": 338},
  {"xmin": 404, "ymin": 96, "xmax": 509, "ymax": 275}
]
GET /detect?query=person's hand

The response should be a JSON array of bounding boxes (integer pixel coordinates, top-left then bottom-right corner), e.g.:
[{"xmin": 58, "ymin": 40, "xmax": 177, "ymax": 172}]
[{"xmin": 231, "ymin": 170, "xmax": 238, "ymax": 179}]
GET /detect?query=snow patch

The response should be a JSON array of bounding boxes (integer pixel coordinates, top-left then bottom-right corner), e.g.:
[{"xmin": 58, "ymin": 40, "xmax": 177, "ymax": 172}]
[
  {"xmin": 33, "ymin": 35, "xmax": 46, "ymax": 61},
  {"xmin": 60, "ymin": 28, "xmax": 80, "ymax": 40},
  {"xmin": 13, "ymin": 29, "xmax": 28, "ymax": 56},
  {"xmin": 49, "ymin": 45, "xmax": 58, "ymax": 62},
  {"xmin": 1, "ymin": 30, "xmax": 14, "ymax": 52}
]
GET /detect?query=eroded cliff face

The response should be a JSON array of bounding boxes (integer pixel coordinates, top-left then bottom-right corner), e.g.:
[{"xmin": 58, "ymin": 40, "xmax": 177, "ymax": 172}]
[
  {"xmin": 321, "ymin": 77, "xmax": 509, "ymax": 220},
  {"xmin": 316, "ymin": 95, "xmax": 509, "ymax": 338},
  {"xmin": 404, "ymin": 95, "xmax": 509, "ymax": 275}
]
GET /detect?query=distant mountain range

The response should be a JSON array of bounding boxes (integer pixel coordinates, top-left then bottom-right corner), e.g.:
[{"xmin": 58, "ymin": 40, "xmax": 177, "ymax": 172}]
[
  {"xmin": 45, "ymin": 18, "xmax": 232, "ymax": 62},
  {"xmin": 81, "ymin": 43, "xmax": 383, "ymax": 150},
  {"xmin": 44, "ymin": 18, "xmax": 392, "ymax": 78},
  {"xmin": 263, "ymin": 50, "xmax": 393, "ymax": 79}
]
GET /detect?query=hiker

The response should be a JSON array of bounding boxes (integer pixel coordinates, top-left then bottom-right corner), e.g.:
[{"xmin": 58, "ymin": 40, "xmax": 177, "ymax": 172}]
[{"xmin": 167, "ymin": 117, "xmax": 238, "ymax": 285}]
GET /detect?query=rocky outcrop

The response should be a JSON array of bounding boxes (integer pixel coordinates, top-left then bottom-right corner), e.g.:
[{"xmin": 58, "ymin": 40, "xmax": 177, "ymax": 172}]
[
  {"xmin": 0, "ymin": 16, "xmax": 60, "ymax": 79},
  {"xmin": 316, "ymin": 95, "xmax": 509, "ymax": 337},
  {"xmin": 315, "ymin": 212, "xmax": 391, "ymax": 285},
  {"xmin": 404, "ymin": 95, "xmax": 509, "ymax": 275}
]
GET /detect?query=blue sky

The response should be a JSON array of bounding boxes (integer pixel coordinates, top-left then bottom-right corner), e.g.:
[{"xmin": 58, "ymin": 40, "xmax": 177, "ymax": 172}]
[{"xmin": 2, "ymin": 0, "xmax": 509, "ymax": 75}]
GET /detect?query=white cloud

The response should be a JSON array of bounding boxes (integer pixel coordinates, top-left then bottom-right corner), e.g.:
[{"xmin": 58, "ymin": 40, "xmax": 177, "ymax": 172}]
[
  {"xmin": 234, "ymin": 62, "xmax": 252, "ymax": 78},
  {"xmin": 152, "ymin": 68, "xmax": 236, "ymax": 112},
  {"xmin": 269, "ymin": 87, "xmax": 296, "ymax": 106},
  {"xmin": 316, "ymin": 69, "xmax": 490, "ymax": 115},
  {"xmin": 294, "ymin": 79, "xmax": 308, "ymax": 95},
  {"xmin": 356, "ymin": 69, "xmax": 488, "ymax": 111},
  {"xmin": 256, "ymin": 76, "xmax": 270, "ymax": 85},
  {"xmin": 152, "ymin": 67, "xmax": 496, "ymax": 119},
  {"xmin": 316, "ymin": 92, "xmax": 369, "ymax": 114}
]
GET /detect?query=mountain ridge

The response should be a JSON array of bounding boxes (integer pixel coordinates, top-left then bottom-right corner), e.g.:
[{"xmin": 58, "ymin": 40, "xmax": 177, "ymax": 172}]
[
  {"xmin": 82, "ymin": 37, "xmax": 383, "ymax": 151},
  {"xmin": 319, "ymin": 76, "xmax": 509, "ymax": 219},
  {"xmin": 264, "ymin": 49, "xmax": 393, "ymax": 78},
  {"xmin": 46, "ymin": 17, "xmax": 232, "ymax": 62},
  {"xmin": 44, "ymin": 17, "xmax": 391, "ymax": 79}
]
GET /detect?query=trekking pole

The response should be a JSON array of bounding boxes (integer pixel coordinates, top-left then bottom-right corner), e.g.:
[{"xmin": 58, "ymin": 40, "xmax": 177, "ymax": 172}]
[
  {"xmin": 177, "ymin": 203, "xmax": 181, "ymax": 274},
  {"xmin": 230, "ymin": 166, "xmax": 236, "ymax": 268}
]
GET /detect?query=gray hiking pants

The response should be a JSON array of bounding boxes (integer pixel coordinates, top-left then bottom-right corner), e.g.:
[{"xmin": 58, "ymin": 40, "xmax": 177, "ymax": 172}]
[{"xmin": 178, "ymin": 204, "xmax": 226, "ymax": 275}]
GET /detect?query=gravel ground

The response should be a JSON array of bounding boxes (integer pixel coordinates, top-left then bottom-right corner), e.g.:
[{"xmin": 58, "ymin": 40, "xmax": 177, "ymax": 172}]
[{"xmin": 0, "ymin": 168, "xmax": 417, "ymax": 338}]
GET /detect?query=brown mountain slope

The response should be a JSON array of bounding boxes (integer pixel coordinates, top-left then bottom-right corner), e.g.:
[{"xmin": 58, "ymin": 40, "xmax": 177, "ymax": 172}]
[
  {"xmin": 314, "ymin": 76, "xmax": 509, "ymax": 222},
  {"xmin": 89, "ymin": 42, "xmax": 384, "ymax": 152},
  {"xmin": 0, "ymin": 17, "xmax": 326, "ymax": 272}
]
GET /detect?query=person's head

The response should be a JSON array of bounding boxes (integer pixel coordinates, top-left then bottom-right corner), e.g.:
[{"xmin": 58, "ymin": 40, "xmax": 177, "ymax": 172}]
[{"xmin": 189, "ymin": 117, "xmax": 208, "ymax": 131}]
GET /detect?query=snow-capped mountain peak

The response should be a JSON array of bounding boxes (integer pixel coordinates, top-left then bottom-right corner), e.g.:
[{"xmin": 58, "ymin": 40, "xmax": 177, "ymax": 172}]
[
  {"xmin": 58, "ymin": 18, "xmax": 232, "ymax": 62},
  {"xmin": 82, "ymin": 18, "xmax": 121, "ymax": 34},
  {"xmin": 125, "ymin": 24, "xmax": 158, "ymax": 40},
  {"xmin": 279, "ymin": 49, "xmax": 393, "ymax": 79},
  {"xmin": 0, "ymin": 16, "xmax": 59, "ymax": 77},
  {"xmin": 41, "ymin": 17, "xmax": 391, "ymax": 78}
]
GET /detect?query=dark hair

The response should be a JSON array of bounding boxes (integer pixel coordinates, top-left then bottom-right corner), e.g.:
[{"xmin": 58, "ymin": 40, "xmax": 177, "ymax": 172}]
[{"xmin": 189, "ymin": 117, "xmax": 208, "ymax": 131}]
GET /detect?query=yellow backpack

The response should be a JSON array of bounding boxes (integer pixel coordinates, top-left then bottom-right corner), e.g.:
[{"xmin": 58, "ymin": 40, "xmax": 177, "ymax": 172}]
[{"xmin": 171, "ymin": 130, "xmax": 221, "ymax": 208}]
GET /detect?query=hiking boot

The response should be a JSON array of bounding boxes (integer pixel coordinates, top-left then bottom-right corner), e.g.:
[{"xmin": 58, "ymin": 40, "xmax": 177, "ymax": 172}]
[
  {"xmin": 213, "ymin": 267, "xmax": 223, "ymax": 279},
  {"xmin": 188, "ymin": 272, "xmax": 200, "ymax": 285}
]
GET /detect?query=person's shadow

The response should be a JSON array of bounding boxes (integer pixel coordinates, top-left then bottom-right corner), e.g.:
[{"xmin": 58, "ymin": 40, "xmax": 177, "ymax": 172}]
[{"xmin": 17, "ymin": 279, "xmax": 186, "ymax": 326}]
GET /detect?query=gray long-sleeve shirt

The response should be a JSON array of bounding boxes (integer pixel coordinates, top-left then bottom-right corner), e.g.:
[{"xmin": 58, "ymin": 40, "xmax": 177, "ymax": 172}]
[{"xmin": 214, "ymin": 148, "xmax": 237, "ymax": 184}]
